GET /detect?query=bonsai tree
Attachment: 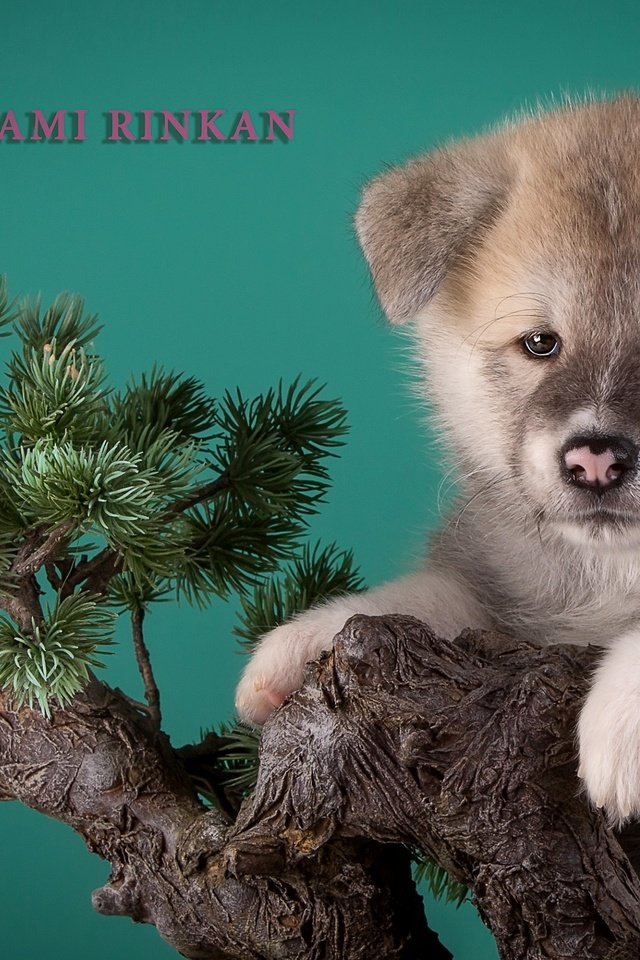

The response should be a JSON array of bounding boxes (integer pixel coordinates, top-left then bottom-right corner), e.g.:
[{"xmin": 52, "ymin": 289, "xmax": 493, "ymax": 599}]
[
  {"xmin": 1, "ymin": 279, "xmax": 640, "ymax": 960},
  {"xmin": 0, "ymin": 277, "xmax": 362, "ymax": 776}
]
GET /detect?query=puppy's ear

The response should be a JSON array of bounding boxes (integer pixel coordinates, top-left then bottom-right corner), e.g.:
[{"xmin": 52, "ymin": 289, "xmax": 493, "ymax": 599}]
[{"xmin": 355, "ymin": 136, "xmax": 512, "ymax": 324}]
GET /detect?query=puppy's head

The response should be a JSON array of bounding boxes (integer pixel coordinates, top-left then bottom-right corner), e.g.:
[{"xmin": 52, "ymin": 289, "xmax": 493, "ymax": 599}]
[{"xmin": 356, "ymin": 95, "xmax": 640, "ymax": 549}]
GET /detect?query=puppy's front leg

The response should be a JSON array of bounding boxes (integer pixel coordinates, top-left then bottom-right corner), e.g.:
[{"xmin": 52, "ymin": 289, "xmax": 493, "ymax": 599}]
[
  {"xmin": 578, "ymin": 631, "xmax": 640, "ymax": 825},
  {"xmin": 235, "ymin": 568, "xmax": 489, "ymax": 724}
]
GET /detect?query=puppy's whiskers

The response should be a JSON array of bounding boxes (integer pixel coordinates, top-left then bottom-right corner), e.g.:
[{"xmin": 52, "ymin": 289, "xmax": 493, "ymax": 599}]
[
  {"xmin": 448, "ymin": 473, "xmax": 512, "ymax": 537},
  {"xmin": 457, "ymin": 290, "xmax": 551, "ymax": 366},
  {"xmin": 436, "ymin": 461, "xmax": 486, "ymax": 514}
]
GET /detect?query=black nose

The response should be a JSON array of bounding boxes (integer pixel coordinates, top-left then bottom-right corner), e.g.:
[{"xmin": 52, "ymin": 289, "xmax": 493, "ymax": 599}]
[{"xmin": 562, "ymin": 434, "xmax": 638, "ymax": 492}]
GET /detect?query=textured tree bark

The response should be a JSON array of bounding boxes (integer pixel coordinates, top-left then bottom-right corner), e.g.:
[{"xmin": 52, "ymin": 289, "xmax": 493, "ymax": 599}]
[{"xmin": 0, "ymin": 614, "xmax": 639, "ymax": 960}]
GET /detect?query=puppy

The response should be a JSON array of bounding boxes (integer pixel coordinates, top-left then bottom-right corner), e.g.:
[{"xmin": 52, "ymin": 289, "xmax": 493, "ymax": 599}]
[{"xmin": 236, "ymin": 93, "xmax": 640, "ymax": 826}]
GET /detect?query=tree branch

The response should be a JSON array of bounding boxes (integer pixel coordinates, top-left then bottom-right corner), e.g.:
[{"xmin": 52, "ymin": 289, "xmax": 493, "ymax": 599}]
[
  {"xmin": 166, "ymin": 473, "xmax": 231, "ymax": 515},
  {"xmin": 10, "ymin": 520, "xmax": 75, "ymax": 578},
  {"xmin": 0, "ymin": 521, "xmax": 74, "ymax": 630},
  {"xmin": 131, "ymin": 606, "xmax": 161, "ymax": 730},
  {"xmin": 44, "ymin": 560, "xmax": 62, "ymax": 591},
  {"xmin": 60, "ymin": 473, "xmax": 231, "ymax": 599},
  {"xmin": 61, "ymin": 545, "xmax": 122, "ymax": 597},
  {"xmin": 0, "ymin": 573, "xmax": 44, "ymax": 631},
  {"xmin": 1, "ymin": 615, "xmax": 639, "ymax": 959},
  {"xmin": 0, "ymin": 665, "xmax": 442, "ymax": 959}
]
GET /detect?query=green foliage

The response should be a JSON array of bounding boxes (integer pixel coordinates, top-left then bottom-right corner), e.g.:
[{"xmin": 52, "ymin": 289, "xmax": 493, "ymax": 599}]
[
  {"xmin": 175, "ymin": 379, "xmax": 349, "ymax": 605},
  {"xmin": 0, "ymin": 345, "xmax": 109, "ymax": 444},
  {"xmin": 178, "ymin": 500, "xmax": 301, "ymax": 604},
  {"xmin": 0, "ymin": 281, "xmax": 354, "ymax": 702},
  {"xmin": 0, "ymin": 290, "xmax": 105, "ymax": 451},
  {"xmin": 0, "ymin": 278, "xmax": 19, "ymax": 336},
  {"xmin": 8, "ymin": 438, "xmax": 154, "ymax": 533},
  {"xmin": 213, "ymin": 379, "xmax": 347, "ymax": 522},
  {"xmin": 5, "ymin": 437, "xmax": 201, "ymax": 584},
  {"xmin": 125, "ymin": 426, "xmax": 203, "ymax": 495},
  {"xmin": 107, "ymin": 569, "xmax": 172, "ymax": 610},
  {"xmin": 0, "ymin": 593, "xmax": 115, "ymax": 716},
  {"xmin": 13, "ymin": 291, "xmax": 101, "ymax": 357},
  {"xmin": 413, "ymin": 855, "xmax": 469, "ymax": 907},
  {"xmin": 235, "ymin": 541, "xmax": 364, "ymax": 647},
  {"xmin": 110, "ymin": 366, "xmax": 217, "ymax": 448},
  {"xmin": 215, "ymin": 722, "xmax": 261, "ymax": 795}
]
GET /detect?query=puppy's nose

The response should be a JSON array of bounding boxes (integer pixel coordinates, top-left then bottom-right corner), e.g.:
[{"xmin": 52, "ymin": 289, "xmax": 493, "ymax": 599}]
[{"xmin": 563, "ymin": 435, "xmax": 638, "ymax": 491}]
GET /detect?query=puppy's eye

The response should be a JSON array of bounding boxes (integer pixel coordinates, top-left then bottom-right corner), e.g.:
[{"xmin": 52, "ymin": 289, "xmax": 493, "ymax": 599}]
[{"xmin": 521, "ymin": 332, "xmax": 561, "ymax": 358}]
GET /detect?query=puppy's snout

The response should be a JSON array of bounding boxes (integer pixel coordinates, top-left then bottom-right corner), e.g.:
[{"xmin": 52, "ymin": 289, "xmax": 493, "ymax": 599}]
[{"xmin": 562, "ymin": 435, "xmax": 638, "ymax": 492}]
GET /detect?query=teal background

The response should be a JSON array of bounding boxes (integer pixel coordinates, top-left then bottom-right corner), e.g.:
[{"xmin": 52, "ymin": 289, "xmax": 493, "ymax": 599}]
[{"xmin": 0, "ymin": 0, "xmax": 639, "ymax": 957}]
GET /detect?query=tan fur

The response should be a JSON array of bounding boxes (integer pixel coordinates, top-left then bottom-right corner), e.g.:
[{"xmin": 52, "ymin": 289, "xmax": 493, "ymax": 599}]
[
  {"xmin": 357, "ymin": 93, "xmax": 640, "ymax": 324},
  {"xmin": 236, "ymin": 94, "xmax": 640, "ymax": 826}
]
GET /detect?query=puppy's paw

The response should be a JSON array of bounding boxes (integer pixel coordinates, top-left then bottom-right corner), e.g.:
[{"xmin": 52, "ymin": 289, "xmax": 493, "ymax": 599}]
[
  {"xmin": 235, "ymin": 605, "xmax": 354, "ymax": 725},
  {"xmin": 578, "ymin": 685, "xmax": 640, "ymax": 826}
]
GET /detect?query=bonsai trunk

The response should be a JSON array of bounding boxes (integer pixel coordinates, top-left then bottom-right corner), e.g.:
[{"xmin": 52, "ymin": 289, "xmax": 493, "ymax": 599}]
[{"xmin": 0, "ymin": 614, "xmax": 638, "ymax": 960}]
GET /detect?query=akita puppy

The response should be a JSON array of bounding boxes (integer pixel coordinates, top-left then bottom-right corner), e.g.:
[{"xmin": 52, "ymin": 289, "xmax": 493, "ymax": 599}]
[{"xmin": 236, "ymin": 94, "xmax": 640, "ymax": 825}]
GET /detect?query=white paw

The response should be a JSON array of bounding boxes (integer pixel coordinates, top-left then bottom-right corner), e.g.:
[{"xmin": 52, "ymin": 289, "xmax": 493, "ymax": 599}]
[
  {"xmin": 234, "ymin": 603, "xmax": 357, "ymax": 725},
  {"xmin": 578, "ymin": 682, "xmax": 640, "ymax": 826}
]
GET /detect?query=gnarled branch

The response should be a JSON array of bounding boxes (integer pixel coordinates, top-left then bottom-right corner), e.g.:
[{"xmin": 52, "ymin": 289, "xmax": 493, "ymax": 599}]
[{"xmin": 0, "ymin": 615, "xmax": 638, "ymax": 959}]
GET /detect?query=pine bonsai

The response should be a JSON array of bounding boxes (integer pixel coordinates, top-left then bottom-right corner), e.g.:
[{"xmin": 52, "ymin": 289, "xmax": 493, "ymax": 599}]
[{"xmin": 0, "ymin": 278, "xmax": 362, "ymax": 799}]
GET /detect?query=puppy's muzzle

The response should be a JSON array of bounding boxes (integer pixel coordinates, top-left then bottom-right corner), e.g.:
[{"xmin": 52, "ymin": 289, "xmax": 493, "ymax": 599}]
[{"xmin": 562, "ymin": 435, "xmax": 639, "ymax": 493}]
